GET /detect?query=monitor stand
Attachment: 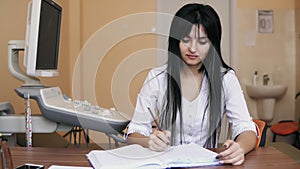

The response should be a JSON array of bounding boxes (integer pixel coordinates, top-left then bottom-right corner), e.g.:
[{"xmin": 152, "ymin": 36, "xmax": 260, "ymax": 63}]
[{"xmin": 7, "ymin": 40, "xmax": 42, "ymax": 87}]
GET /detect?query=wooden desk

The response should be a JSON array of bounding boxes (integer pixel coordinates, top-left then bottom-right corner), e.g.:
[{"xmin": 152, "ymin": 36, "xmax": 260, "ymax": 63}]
[
  {"xmin": 10, "ymin": 146, "xmax": 300, "ymax": 169},
  {"xmin": 11, "ymin": 147, "xmax": 91, "ymax": 168}
]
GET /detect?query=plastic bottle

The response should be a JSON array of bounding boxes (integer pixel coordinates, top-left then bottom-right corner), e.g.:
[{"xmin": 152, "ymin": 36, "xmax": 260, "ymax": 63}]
[{"xmin": 253, "ymin": 71, "xmax": 258, "ymax": 86}]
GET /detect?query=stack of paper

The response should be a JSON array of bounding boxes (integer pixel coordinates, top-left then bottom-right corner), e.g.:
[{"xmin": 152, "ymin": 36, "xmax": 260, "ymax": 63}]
[{"xmin": 87, "ymin": 143, "xmax": 220, "ymax": 169}]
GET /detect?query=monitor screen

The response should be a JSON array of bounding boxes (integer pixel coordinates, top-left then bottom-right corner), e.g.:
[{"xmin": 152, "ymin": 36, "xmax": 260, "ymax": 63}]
[{"xmin": 24, "ymin": 0, "xmax": 62, "ymax": 77}]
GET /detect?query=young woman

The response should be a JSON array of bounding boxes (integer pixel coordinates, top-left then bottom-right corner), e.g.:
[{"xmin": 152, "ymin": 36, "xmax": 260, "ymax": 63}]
[{"xmin": 127, "ymin": 3, "xmax": 257, "ymax": 165}]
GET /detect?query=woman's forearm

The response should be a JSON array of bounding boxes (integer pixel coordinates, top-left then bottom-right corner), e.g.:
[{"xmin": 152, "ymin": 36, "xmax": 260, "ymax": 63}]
[
  {"xmin": 236, "ymin": 131, "xmax": 257, "ymax": 154},
  {"xmin": 218, "ymin": 131, "xmax": 256, "ymax": 165},
  {"xmin": 127, "ymin": 133, "xmax": 150, "ymax": 148}
]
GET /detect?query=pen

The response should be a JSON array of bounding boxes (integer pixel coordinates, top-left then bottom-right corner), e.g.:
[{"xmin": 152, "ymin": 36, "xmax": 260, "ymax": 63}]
[{"xmin": 147, "ymin": 107, "xmax": 162, "ymax": 131}]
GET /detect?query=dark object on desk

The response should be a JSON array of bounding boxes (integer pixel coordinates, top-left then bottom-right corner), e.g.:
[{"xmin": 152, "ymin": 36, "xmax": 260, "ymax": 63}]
[
  {"xmin": 15, "ymin": 164, "xmax": 44, "ymax": 169},
  {"xmin": 270, "ymin": 120, "xmax": 300, "ymax": 148},
  {"xmin": 0, "ymin": 137, "xmax": 13, "ymax": 169}
]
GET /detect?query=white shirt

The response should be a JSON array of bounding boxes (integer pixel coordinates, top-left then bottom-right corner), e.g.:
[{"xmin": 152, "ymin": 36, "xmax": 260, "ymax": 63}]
[{"xmin": 127, "ymin": 65, "xmax": 256, "ymax": 146}]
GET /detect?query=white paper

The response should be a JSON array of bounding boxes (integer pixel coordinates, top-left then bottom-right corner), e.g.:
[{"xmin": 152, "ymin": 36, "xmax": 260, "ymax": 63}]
[{"xmin": 87, "ymin": 143, "xmax": 220, "ymax": 169}]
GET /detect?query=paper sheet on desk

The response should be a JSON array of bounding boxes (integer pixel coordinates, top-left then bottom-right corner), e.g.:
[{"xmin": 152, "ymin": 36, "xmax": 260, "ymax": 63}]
[
  {"xmin": 48, "ymin": 165, "xmax": 92, "ymax": 169},
  {"xmin": 87, "ymin": 143, "xmax": 220, "ymax": 169}
]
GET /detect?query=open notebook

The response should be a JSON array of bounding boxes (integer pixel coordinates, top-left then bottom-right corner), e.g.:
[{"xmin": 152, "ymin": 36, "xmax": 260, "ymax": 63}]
[{"xmin": 86, "ymin": 143, "xmax": 220, "ymax": 169}]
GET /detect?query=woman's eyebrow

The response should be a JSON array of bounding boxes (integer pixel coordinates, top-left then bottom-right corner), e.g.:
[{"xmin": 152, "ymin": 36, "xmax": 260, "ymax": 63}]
[{"xmin": 183, "ymin": 35, "xmax": 191, "ymax": 38}]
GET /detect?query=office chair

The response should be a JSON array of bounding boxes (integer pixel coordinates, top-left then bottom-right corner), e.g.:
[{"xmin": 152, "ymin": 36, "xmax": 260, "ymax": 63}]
[
  {"xmin": 0, "ymin": 138, "xmax": 13, "ymax": 169},
  {"xmin": 253, "ymin": 119, "xmax": 266, "ymax": 148},
  {"xmin": 0, "ymin": 102, "xmax": 14, "ymax": 115},
  {"xmin": 270, "ymin": 120, "xmax": 299, "ymax": 148},
  {"xmin": 0, "ymin": 102, "xmax": 17, "ymax": 147}
]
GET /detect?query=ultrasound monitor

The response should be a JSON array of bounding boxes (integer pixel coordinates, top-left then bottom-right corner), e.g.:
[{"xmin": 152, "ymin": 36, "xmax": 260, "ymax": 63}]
[
  {"xmin": 7, "ymin": 0, "xmax": 130, "ymax": 145},
  {"xmin": 24, "ymin": 0, "xmax": 62, "ymax": 77}
]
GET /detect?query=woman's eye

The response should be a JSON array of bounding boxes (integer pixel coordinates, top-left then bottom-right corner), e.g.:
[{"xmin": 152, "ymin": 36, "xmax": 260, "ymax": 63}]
[
  {"xmin": 181, "ymin": 37, "xmax": 190, "ymax": 43},
  {"xmin": 198, "ymin": 37, "xmax": 208, "ymax": 45}
]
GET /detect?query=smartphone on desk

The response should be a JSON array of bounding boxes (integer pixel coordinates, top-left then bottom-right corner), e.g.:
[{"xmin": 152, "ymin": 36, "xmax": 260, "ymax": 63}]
[{"xmin": 15, "ymin": 163, "xmax": 44, "ymax": 169}]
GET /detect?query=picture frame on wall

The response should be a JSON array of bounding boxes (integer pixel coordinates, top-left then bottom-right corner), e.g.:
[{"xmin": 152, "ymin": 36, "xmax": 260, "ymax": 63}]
[{"xmin": 257, "ymin": 10, "xmax": 274, "ymax": 33}]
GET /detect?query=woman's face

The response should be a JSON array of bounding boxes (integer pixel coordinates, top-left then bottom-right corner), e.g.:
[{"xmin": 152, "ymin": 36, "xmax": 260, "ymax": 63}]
[{"xmin": 179, "ymin": 24, "xmax": 210, "ymax": 68}]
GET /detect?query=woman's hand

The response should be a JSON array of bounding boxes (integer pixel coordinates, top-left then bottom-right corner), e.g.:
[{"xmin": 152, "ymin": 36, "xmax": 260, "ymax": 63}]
[
  {"xmin": 148, "ymin": 130, "xmax": 171, "ymax": 151},
  {"xmin": 217, "ymin": 140, "xmax": 245, "ymax": 165},
  {"xmin": 216, "ymin": 131, "xmax": 256, "ymax": 165}
]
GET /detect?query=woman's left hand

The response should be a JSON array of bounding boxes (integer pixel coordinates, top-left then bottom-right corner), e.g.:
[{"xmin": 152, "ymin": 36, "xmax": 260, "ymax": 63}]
[{"xmin": 217, "ymin": 140, "xmax": 245, "ymax": 165}]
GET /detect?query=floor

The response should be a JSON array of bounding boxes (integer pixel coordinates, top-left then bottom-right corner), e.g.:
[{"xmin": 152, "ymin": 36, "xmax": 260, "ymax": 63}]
[{"xmin": 268, "ymin": 142, "xmax": 300, "ymax": 163}]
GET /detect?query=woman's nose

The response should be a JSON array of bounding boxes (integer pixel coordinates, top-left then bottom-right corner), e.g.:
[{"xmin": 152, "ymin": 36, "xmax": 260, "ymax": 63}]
[{"xmin": 188, "ymin": 41, "xmax": 197, "ymax": 53}]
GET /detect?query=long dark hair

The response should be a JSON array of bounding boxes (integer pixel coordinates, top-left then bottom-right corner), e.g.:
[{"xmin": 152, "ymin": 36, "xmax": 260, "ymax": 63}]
[{"xmin": 159, "ymin": 3, "xmax": 231, "ymax": 148}]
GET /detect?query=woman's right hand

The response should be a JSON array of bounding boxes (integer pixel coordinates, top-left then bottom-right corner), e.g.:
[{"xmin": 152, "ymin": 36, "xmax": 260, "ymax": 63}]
[{"xmin": 148, "ymin": 130, "xmax": 171, "ymax": 151}]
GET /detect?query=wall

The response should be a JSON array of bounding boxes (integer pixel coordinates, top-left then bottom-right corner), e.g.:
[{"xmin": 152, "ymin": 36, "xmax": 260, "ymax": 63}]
[
  {"xmin": 237, "ymin": 0, "xmax": 297, "ymax": 124},
  {"xmin": 69, "ymin": 0, "xmax": 157, "ymax": 144},
  {"xmin": 73, "ymin": 0, "xmax": 157, "ymax": 115},
  {"xmin": 296, "ymin": 0, "xmax": 300, "ymax": 120}
]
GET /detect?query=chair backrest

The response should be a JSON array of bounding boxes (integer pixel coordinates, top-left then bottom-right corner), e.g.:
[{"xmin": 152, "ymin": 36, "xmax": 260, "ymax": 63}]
[
  {"xmin": 0, "ymin": 102, "xmax": 15, "ymax": 115},
  {"xmin": 253, "ymin": 119, "xmax": 266, "ymax": 148},
  {"xmin": 1, "ymin": 138, "xmax": 13, "ymax": 169}
]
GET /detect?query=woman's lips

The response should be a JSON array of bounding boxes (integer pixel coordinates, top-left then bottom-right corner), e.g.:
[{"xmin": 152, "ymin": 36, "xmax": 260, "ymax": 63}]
[{"xmin": 186, "ymin": 54, "xmax": 198, "ymax": 59}]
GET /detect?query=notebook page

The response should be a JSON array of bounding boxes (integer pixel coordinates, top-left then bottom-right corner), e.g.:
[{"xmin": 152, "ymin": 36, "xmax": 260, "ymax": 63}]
[
  {"xmin": 87, "ymin": 143, "xmax": 220, "ymax": 169},
  {"xmin": 87, "ymin": 144, "xmax": 165, "ymax": 169},
  {"xmin": 156, "ymin": 143, "xmax": 220, "ymax": 168}
]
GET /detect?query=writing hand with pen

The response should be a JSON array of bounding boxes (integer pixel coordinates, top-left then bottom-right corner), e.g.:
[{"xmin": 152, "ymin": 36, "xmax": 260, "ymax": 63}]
[{"xmin": 147, "ymin": 107, "xmax": 171, "ymax": 152}]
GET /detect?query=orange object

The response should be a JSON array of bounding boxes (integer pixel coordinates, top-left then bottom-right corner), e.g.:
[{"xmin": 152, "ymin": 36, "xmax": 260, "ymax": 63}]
[
  {"xmin": 270, "ymin": 121, "xmax": 299, "ymax": 148},
  {"xmin": 253, "ymin": 119, "xmax": 266, "ymax": 148}
]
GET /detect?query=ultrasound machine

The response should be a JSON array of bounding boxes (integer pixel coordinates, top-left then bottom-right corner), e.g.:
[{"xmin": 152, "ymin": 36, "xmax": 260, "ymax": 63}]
[{"xmin": 0, "ymin": 0, "xmax": 130, "ymax": 147}]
